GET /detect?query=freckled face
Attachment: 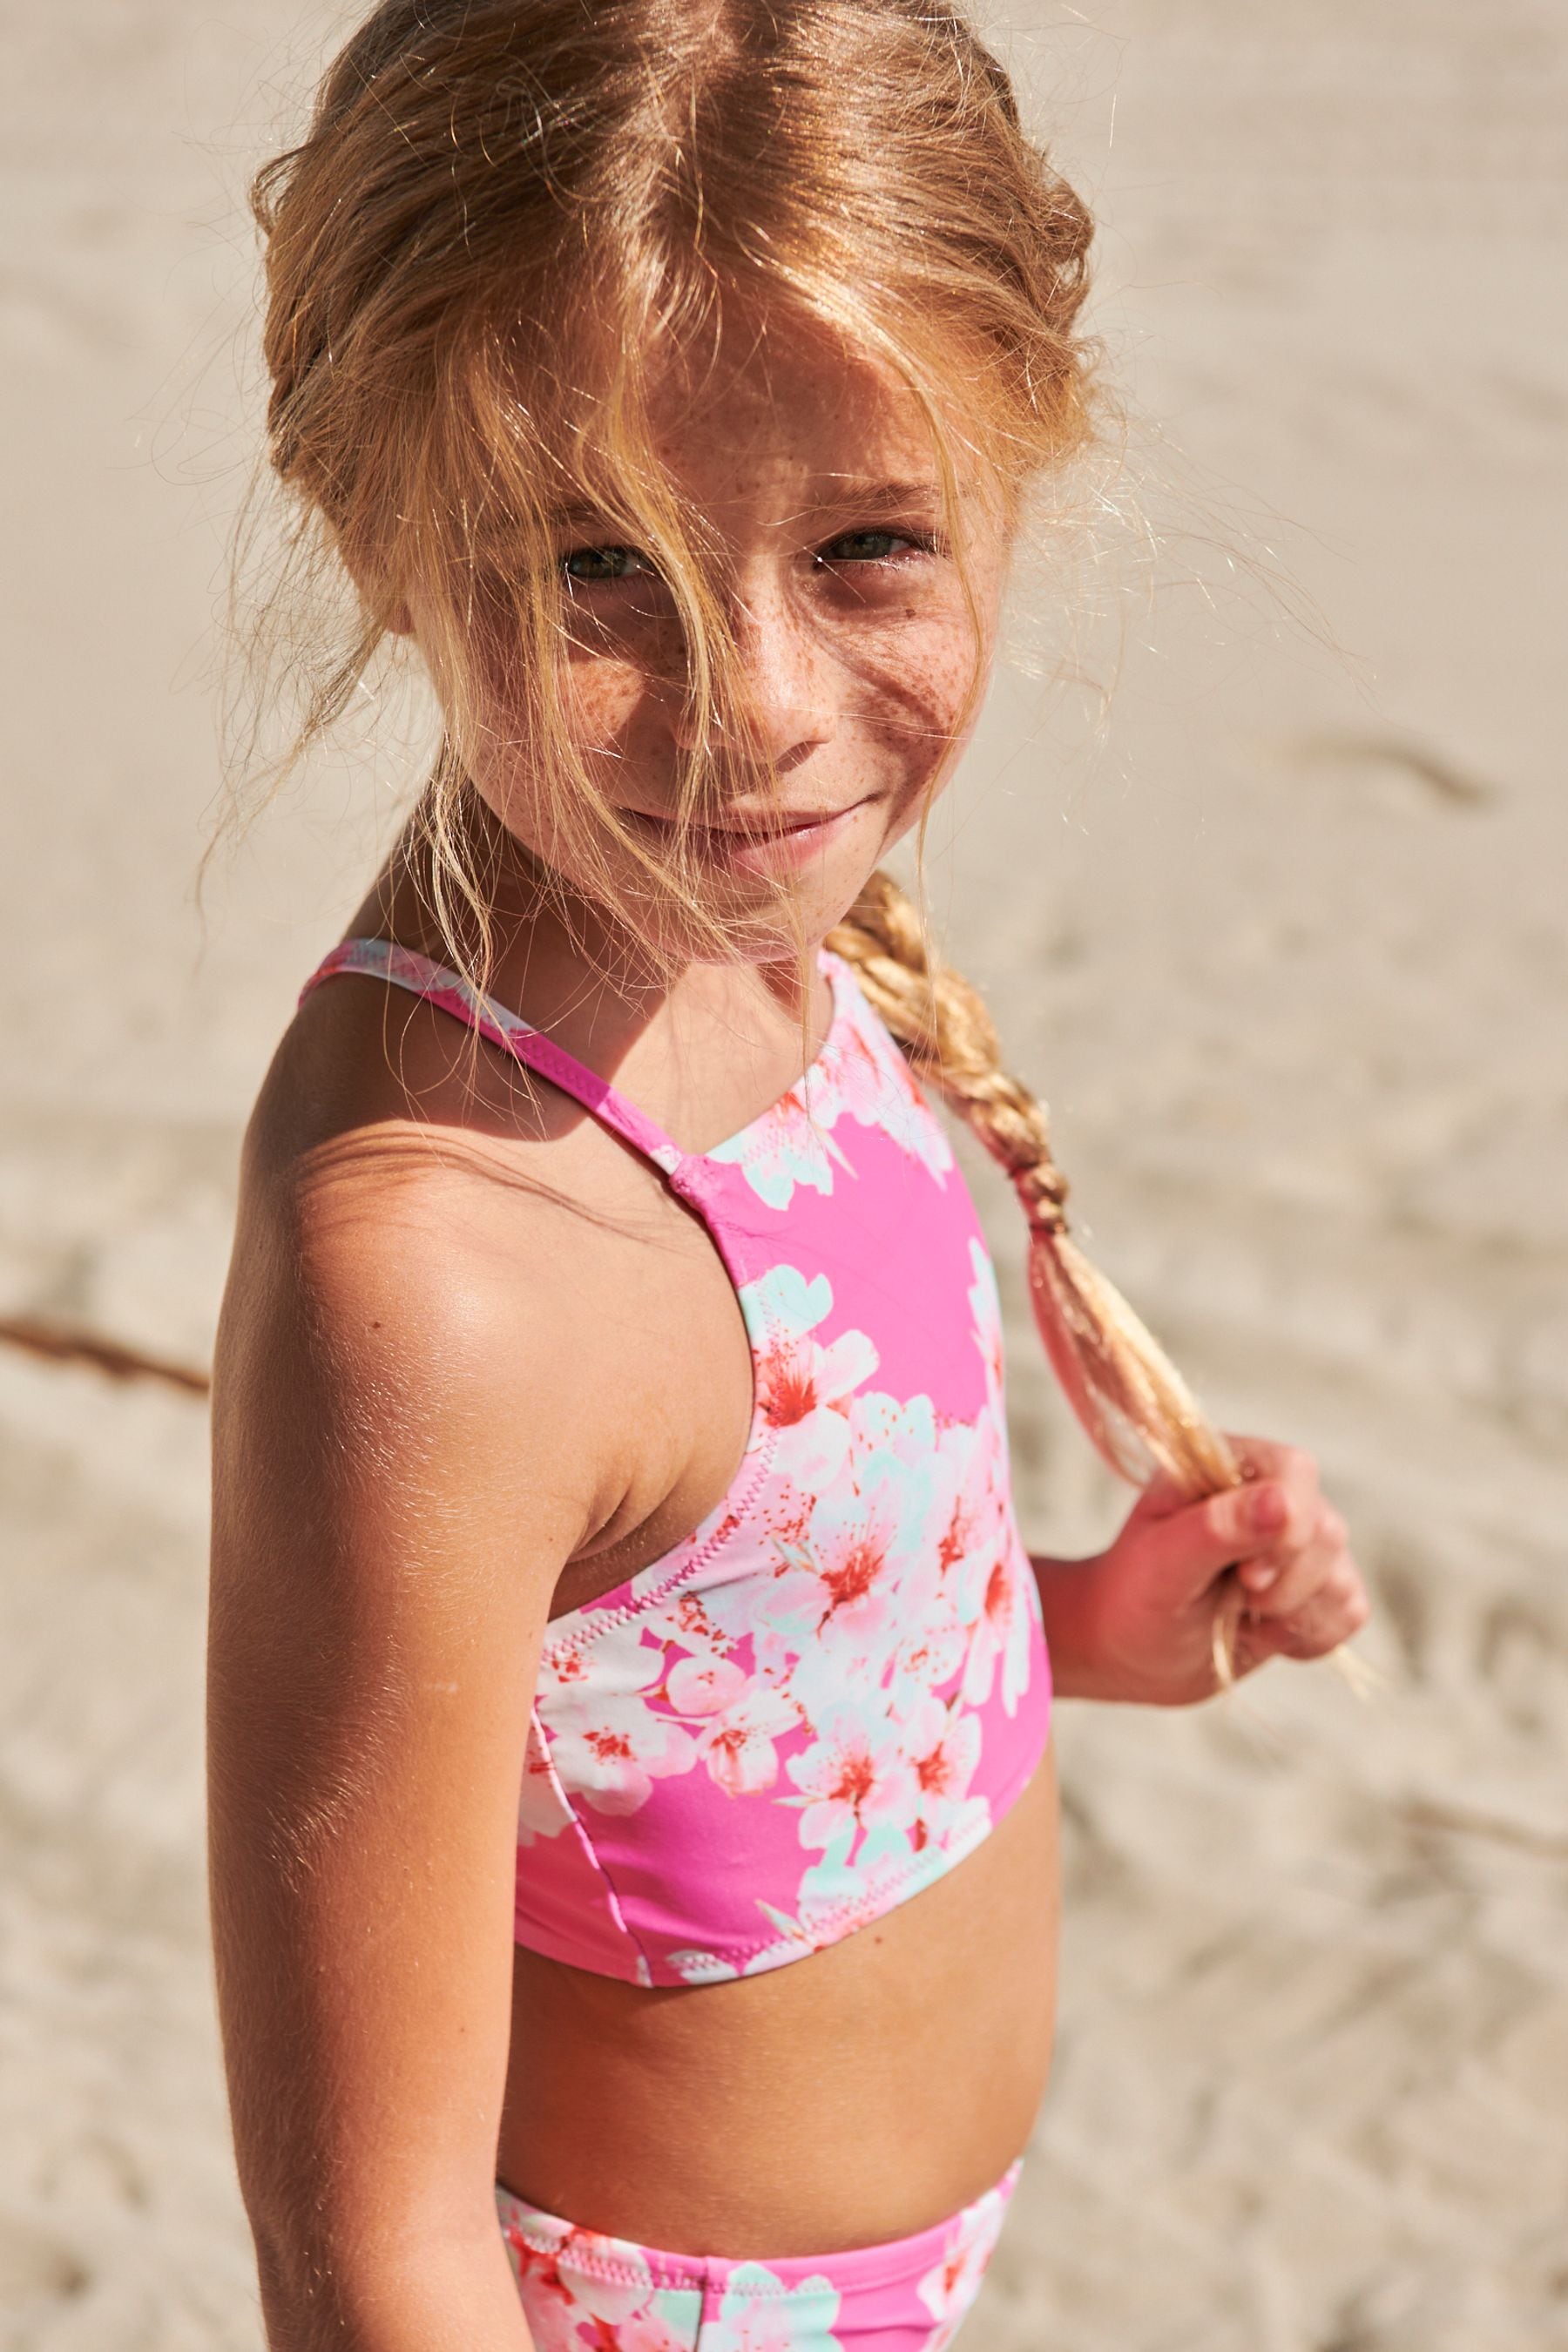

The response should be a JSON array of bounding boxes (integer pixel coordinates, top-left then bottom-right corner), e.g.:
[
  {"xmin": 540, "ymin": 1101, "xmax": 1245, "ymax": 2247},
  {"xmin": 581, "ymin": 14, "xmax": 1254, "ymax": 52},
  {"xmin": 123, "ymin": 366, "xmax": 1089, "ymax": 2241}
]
[{"xmin": 448, "ymin": 317, "xmax": 1015, "ymax": 960}]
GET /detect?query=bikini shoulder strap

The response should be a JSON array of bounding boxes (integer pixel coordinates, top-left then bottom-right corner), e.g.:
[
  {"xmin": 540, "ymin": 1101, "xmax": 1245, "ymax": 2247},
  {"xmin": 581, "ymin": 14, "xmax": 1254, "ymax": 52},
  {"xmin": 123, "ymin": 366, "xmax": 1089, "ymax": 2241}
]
[{"xmin": 301, "ymin": 937, "xmax": 687, "ymax": 1178}]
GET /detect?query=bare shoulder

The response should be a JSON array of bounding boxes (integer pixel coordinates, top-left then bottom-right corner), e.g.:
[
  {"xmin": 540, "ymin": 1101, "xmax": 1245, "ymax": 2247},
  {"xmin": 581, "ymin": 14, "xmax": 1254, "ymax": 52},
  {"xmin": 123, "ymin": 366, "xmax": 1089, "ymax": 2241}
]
[
  {"xmin": 219, "ymin": 977, "xmax": 655, "ymax": 1567},
  {"xmin": 217, "ymin": 970, "xmax": 749, "ymax": 1606}
]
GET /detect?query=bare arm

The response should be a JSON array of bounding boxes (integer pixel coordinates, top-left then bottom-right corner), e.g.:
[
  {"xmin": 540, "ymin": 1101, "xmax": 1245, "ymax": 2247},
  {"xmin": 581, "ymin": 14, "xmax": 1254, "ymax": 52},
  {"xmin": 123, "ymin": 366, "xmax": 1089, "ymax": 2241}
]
[{"xmin": 208, "ymin": 1131, "xmax": 618, "ymax": 2351}]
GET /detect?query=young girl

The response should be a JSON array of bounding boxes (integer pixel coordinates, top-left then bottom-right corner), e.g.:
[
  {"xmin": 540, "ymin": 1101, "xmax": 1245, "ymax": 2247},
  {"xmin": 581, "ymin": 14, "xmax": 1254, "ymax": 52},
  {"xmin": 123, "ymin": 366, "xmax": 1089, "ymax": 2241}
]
[{"xmin": 207, "ymin": 5, "xmax": 1369, "ymax": 2348}]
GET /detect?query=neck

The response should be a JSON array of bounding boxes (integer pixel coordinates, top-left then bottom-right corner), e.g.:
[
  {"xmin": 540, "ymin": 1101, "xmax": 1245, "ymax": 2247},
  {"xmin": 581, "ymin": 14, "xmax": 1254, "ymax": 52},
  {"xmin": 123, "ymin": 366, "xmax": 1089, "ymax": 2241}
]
[{"xmin": 359, "ymin": 782, "xmax": 828, "ymax": 1083}]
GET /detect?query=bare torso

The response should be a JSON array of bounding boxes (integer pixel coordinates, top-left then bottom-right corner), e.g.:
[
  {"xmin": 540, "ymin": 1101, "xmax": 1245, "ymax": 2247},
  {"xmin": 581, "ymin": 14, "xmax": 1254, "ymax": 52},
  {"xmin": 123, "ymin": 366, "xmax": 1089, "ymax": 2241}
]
[{"xmin": 497, "ymin": 1747, "xmax": 1058, "ymax": 2255}]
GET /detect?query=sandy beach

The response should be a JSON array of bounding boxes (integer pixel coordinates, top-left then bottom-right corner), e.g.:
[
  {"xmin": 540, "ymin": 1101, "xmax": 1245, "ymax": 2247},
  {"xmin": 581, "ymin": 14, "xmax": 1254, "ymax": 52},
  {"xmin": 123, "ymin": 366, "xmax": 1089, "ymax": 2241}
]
[{"xmin": 3, "ymin": 3, "xmax": 1565, "ymax": 2346}]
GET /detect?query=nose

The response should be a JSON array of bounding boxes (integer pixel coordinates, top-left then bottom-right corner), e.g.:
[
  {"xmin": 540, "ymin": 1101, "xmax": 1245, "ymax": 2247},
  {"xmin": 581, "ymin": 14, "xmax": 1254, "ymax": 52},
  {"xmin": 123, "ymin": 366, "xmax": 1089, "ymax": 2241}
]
[{"xmin": 671, "ymin": 580, "xmax": 839, "ymax": 767}]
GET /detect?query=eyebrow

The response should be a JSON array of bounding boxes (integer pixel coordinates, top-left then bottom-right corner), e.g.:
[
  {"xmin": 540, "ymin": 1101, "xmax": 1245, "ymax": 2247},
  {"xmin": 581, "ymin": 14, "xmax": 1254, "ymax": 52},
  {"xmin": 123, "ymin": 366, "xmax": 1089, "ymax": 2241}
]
[
  {"xmin": 807, "ymin": 476, "xmax": 943, "ymax": 504},
  {"xmin": 545, "ymin": 479, "xmax": 945, "ymax": 533}
]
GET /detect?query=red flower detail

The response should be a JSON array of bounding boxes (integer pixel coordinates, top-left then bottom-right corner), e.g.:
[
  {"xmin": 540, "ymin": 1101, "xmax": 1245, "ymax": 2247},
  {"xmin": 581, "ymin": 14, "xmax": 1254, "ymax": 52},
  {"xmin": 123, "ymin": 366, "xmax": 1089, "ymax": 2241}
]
[
  {"xmin": 820, "ymin": 1536, "xmax": 887, "ymax": 1620},
  {"xmin": 760, "ymin": 1346, "xmax": 818, "ymax": 1429},
  {"xmin": 585, "ymin": 1729, "xmax": 635, "ymax": 1762}
]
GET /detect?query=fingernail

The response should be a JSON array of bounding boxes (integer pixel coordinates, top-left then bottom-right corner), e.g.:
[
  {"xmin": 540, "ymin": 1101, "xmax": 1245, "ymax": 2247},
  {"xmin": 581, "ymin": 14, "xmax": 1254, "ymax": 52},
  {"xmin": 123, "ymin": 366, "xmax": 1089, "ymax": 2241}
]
[
  {"xmin": 1250, "ymin": 1486, "xmax": 1288, "ymax": 1536},
  {"xmin": 1240, "ymin": 1561, "xmax": 1278, "ymax": 1591}
]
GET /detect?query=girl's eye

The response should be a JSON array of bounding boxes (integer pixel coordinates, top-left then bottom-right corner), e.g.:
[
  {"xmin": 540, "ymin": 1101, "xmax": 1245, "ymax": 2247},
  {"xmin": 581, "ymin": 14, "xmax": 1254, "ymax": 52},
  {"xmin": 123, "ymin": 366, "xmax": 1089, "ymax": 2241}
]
[
  {"xmin": 817, "ymin": 529, "xmax": 931, "ymax": 566},
  {"xmin": 561, "ymin": 544, "xmax": 654, "ymax": 585}
]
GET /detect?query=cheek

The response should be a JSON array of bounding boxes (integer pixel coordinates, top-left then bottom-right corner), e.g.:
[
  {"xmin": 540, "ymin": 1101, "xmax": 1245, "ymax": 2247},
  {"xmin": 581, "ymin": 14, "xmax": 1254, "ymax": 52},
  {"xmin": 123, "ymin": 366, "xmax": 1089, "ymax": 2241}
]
[
  {"xmin": 559, "ymin": 649, "xmax": 651, "ymax": 750},
  {"xmin": 855, "ymin": 611, "xmax": 992, "ymax": 765}
]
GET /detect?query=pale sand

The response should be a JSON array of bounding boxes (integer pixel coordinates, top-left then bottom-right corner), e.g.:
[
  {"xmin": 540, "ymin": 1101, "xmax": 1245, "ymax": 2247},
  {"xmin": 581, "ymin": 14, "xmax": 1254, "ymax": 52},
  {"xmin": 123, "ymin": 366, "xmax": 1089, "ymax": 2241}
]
[{"xmin": 3, "ymin": 4, "xmax": 1565, "ymax": 2347}]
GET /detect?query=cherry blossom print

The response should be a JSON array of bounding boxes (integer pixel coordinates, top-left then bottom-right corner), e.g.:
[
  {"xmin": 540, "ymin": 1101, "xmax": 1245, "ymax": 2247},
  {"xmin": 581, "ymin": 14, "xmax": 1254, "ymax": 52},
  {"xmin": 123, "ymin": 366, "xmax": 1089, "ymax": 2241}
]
[
  {"xmin": 641, "ymin": 1589, "xmax": 734, "ymax": 1662},
  {"xmin": 666, "ymin": 1945, "xmax": 744, "ymax": 1984},
  {"xmin": 916, "ymin": 2178, "xmax": 1012, "ymax": 2351},
  {"xmin": 693, "ymin": 1680, "xmax": 801, "ymax": 1795},
  {"xmin": 784, "ymin": 1695, "xmax": 920, "ymax": 1849},
  {"xmin": 517, "ymin": 1719, "xmax": 574, "ymax": 1846},
  {"xmin": 703, "ymin": 2264, "xmax": 845, "ymax": 2352},
  {"xmin": 540, "ymin": 1623, "xmax": 698, "ymax": 1815},
  {"xmin": 747, "ymin": 1266, "xmax": 880, "ymax": 1490},
  {"xmin": 783, "ymin": 1818, "xmax": 922, "ymax": 1938},
  {"xmin": 765, "ymin": 1445, "xmax": 942, "ymax": 1667},
  {"xmin": 844, "ymin": 1388, "xmax": 938, "ymax": 1472},
  {"xmin": 617, "ymin": 2312, "xmax": 699, "ymax": 2352},
  {"xmin": 665, "ymin": 1654, "xmax": 748, "ymax": 1715},
  {"xmin": 499, "ymin": 2213, "xmax": 695, "ymax": 2352},
  {"xmin": 956, "ymin": 1544, "xmax": 1038, "ymax": 1720},
  {"xmin": 932, "ymin": 1415, "xmax": 1008, "ymax": 1587},
  {"xmin": 503, "ymin": 946, "xmax": 1050, "ymax": 1989},
  {"xmin": 707, "ymin": 1080, "xmax": 850, "ymax": 1210},
  {"xmin": 883, "ymin": 1578, "xmax": 970, "ymax": 1719},
  {"xmin": 708, "ymin": 956, "xmax": 954, "ymax": 1211},
  {"xmin": 900, "ymin": 1693, "xmax": 988, "ymax": 1850},
  {"xmin": 494, "ymin": 2161, "xmax": 1018, "ymax": 2352},
  {"xmin": 818, "ymin": 960, "xmax": 956, "ymax": 1186},
  {"xmin": 966, "ymin": 1237, "xmax": 1006, "ymax": 1409}
]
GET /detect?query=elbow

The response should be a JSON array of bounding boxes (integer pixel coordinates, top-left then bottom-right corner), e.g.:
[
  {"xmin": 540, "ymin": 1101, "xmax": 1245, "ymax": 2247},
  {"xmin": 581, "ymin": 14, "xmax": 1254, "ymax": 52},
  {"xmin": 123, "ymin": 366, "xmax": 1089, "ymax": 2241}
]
[{"xmin": 247, "ymin": 2192, "xmax": 516, "ymax": 2352}]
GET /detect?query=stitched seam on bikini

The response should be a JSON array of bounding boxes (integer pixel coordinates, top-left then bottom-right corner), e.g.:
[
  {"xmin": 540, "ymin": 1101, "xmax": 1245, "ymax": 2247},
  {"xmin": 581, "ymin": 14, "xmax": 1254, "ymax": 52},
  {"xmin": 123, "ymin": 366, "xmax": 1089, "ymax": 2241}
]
[
  {"xmin": 505, "ymin": 2160, "xmax": 1021, "ymax": 2295},
  {"xmin": 516, "ymin": 1709, "xmax": 659, "ymax": 1982},
  {"xmin": 537, "ymin": 1218, "xmax": 784, "ymax": 1659},
  {"xmin": 504, "ymin": 2235, "xmax": 706, "ymax": 2292}
]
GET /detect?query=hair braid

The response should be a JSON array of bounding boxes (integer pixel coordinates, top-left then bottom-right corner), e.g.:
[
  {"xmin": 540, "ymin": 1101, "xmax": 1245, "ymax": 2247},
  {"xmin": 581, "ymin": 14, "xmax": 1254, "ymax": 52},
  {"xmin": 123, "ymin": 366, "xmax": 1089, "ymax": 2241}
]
[{"xmin": 828, "ymin": 870, "xmax": 1245, "ymax": 1511}]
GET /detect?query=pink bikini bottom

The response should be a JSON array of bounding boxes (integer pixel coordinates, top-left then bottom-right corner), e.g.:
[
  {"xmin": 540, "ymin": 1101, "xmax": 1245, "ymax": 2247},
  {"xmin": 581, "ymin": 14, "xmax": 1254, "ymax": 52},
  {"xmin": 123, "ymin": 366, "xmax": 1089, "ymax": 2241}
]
[{"xmin": 496, "ymin": 2161, "xmax": 1020, "ymax": 2351}]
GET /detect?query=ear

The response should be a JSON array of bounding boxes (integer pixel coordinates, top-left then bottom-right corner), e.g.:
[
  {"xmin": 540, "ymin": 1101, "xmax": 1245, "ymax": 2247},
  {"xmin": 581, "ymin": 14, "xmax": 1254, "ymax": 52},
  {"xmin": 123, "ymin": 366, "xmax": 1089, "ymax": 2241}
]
[{"xmin": 325, "ymin": 516, "xmax": 415, "ymax": 637}]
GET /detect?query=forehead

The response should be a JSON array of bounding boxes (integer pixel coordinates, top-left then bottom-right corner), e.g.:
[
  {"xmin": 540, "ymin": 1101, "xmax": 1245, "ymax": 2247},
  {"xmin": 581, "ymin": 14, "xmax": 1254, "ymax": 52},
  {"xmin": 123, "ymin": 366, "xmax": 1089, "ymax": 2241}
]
[{"xmin": 635, "ymin": 311, "xmax": 956, "ymax": 520}]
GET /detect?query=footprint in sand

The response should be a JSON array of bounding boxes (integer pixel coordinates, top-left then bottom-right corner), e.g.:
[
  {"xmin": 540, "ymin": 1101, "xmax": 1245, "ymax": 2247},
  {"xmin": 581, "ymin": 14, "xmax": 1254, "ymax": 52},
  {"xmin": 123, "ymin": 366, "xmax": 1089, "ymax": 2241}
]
[{"xmin": 1280, "ymin": 730, "xmax": 1499, "ymax": 810}]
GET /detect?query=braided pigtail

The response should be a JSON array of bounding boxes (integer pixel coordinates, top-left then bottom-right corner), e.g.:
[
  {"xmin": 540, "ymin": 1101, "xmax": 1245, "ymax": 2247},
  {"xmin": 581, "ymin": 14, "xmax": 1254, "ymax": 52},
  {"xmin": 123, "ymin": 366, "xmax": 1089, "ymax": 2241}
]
[{"xmin": 828, "ymin": 869, "xmax": 1247, "ymax": 1514}]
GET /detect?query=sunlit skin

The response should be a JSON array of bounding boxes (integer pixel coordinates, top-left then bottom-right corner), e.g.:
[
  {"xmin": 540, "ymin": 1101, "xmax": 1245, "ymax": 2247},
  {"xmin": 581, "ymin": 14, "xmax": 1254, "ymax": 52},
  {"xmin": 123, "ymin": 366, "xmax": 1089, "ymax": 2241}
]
[{"xmin": 208, "ymin": 315, "xmax": 1369, "ymax": 2349}]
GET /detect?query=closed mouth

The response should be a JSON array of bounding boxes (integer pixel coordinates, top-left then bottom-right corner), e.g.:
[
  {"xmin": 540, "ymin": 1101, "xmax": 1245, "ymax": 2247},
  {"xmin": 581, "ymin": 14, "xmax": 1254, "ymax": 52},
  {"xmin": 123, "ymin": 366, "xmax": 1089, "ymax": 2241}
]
[{"xmin": 622, "ymin": 800, "xmax": 868, "ymax": 841}]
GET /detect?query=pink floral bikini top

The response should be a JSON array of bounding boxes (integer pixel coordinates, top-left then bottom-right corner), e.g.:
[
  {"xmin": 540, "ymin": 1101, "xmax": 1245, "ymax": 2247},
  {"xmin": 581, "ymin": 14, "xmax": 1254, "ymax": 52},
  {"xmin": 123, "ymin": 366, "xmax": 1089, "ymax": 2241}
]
[{"xmin": 304, "ymin": 938, "xmax": 1052, "ymax": 1988}]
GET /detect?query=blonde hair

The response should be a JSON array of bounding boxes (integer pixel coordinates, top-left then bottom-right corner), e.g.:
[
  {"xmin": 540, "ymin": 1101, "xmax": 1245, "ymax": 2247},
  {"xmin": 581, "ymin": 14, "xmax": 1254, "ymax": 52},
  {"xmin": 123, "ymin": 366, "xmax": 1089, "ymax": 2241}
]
[{"xmin": 248, "ymin": 0, "xmax": 1249, "ymax": 1559}]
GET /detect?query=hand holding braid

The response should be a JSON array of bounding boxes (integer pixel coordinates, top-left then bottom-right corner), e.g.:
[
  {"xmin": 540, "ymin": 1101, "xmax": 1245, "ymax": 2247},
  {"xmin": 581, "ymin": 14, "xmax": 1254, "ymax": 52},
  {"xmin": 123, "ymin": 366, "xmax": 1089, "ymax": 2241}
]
[{"xmin": 828, "ymin": 869, "xmax": 1260, "ymax": 1677}]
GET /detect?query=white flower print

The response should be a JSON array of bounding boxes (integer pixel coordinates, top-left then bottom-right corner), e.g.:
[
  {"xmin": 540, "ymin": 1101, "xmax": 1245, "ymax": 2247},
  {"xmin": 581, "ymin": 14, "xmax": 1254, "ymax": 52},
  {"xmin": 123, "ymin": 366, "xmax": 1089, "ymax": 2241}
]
[
  {"xmin": 667, "ymin": 1946, "xmax": 742, "ymax": 1984},
  {"xmin": 707, "ymin": 1083, "xmax": 848, "ymax": 1210},
  {"xmin": 707, "ymin": 957, "xmax": 954, "ymax": 1211},
  {"xmin": 883, "ymin": 1585, "xmax": 969, "ymax": 1720},
  {"xmin": 900, "ymin": 1693, "xmax": 989, "ymax": 1850},
  {"xmin": 916, "ymin": 2183, "xmax": 1010, "ymax": 2350},
  {"xmin": 765, "ymin": 1446, "xmax": 940, "ymax": 1670},
  {"xmin": 666, "ymin": 1654, "xmax": 748, "ymax": 1715},
  {"xmin": 694, "ymin": 1680, "xmax": 801, "ymax": 1796},
  {"xmin": 504, "ymin": 2220, "xmax": 697, "ymax": 2352},
  {"xmin": 704, "ymin": 2262, "xmax": 844, "ymax": 2352},
  {"xmin": 957, "ymin": 1548, "xmax": 1034, "ymax": 1720},
  {"xmin": 540, "ymin": 1623, "xmax": 698, "ymax": 1814},
  {"xmin": 821, "ymin": 970, "xmax": 956, "ymax": 1185},
  {"xmin": 619, "ymin": 2314, "xmax": 695, "ymax": 2352},
  {"xmin": 933, "ymin": 1415, "xmax": 1006, "ymax": 1585},
  {"xmin": 641, "ymin": 1588, "xmax": 733, "ymax": 1660},
  {"xmin": 968, "ymin": 1236, "xmax": 1006, "ymax": 1408},
  {"xmin": 754, "ymin": 1318, "xmax": 879, "ymax": 1491},
  {"xmin": 754, "ymin": 1808, "xmax": 991, "ymax": 1969},
  {"xmin": 785, "ymin": 1696, "xmax": 919, "ymax": 1849},
  {"xmin": 517, "ymin": 1718, "xmax": 573, "ymax": 1847},
  {"xmin": 843, "ymin": 1388, "xmax": 937, "ymax": 1473}
]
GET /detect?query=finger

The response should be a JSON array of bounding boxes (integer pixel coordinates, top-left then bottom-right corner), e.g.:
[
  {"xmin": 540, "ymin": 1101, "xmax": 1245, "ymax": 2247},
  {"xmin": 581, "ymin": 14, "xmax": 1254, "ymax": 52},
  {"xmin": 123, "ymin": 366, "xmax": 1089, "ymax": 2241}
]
[
  {"xmin": 1238, "ymin": 1506, "xmax": 1352, "ymax": 1612},
  {"xmin": 1247, "ymin": 1567, "xmax": 1370, "ymax": 1661},
  {"xmin": 1224, "ymin": 1435, "xmax": 1322, "ymax": 1504},
  {"xmin": 1125, "ymin": 1480, "xmax": 1300, "ymax": 1613},
  {"xmin": 1200, "ymin": 1475, "xmax": 1320, "ymax": 1568},
  {"xmin": 1135, "ymin": 1440, "xmax": 1319, "ymax": 1536},
  {"xmin": 1128, "ymin": 1465, "xmax": 1199, "ymax": 1524}
]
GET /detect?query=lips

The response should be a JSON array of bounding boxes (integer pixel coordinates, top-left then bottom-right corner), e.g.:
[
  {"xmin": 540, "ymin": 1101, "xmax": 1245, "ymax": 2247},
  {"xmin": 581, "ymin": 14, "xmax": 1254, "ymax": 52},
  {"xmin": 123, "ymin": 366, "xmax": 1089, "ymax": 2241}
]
[
  {"xmin": 625, "ymin": 803, "xmax": 862, "ymax": 840},
  {"xmin": 620, "ymin": 797, "xmax": 873, "ymax": 877}
]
